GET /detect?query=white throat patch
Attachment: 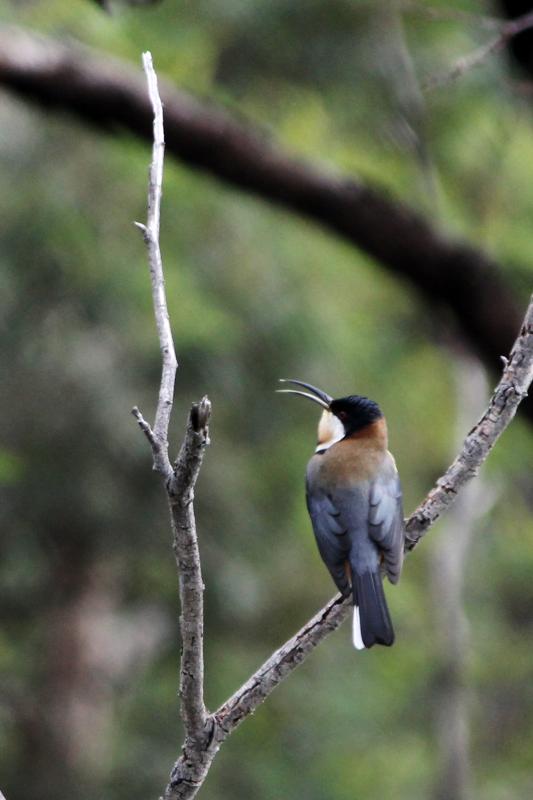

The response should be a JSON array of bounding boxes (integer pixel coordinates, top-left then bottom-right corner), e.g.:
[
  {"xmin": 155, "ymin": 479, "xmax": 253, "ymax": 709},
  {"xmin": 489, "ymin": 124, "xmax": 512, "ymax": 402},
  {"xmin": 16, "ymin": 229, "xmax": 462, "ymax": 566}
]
[{"xmin": 315, "ymin": 411, "xmax": 345, "ymax": 453}]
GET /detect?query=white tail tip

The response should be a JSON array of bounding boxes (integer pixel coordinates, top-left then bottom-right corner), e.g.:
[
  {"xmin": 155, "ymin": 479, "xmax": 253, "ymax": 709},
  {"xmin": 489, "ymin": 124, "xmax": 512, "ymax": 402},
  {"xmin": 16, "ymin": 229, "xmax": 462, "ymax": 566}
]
[{"xmin": 352, "ymin": 606, "xmax": 365, "ymax": 650}]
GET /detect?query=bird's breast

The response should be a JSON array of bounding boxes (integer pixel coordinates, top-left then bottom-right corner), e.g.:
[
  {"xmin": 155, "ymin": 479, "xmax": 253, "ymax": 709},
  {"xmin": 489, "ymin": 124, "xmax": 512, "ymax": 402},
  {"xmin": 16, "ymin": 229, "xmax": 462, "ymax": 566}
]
[{"xmin": 308, "ymin": 437, "xmax": 387, "ymax": 491}]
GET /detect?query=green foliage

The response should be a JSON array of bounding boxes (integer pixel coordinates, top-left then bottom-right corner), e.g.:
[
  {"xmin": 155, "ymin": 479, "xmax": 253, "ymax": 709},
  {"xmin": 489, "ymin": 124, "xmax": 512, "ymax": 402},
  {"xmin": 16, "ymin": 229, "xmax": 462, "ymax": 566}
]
[{"xmin": 0, "ymin": 1, "xmax": 532, "ymax": 799}]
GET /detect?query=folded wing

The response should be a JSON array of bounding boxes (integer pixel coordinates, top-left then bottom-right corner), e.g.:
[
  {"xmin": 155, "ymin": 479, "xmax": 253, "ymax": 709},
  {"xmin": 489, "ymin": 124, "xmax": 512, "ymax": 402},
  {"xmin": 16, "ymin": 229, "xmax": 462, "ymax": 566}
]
[{"xmin": 368, "ymin": 453, "xmax": 404, "ymax": 584}]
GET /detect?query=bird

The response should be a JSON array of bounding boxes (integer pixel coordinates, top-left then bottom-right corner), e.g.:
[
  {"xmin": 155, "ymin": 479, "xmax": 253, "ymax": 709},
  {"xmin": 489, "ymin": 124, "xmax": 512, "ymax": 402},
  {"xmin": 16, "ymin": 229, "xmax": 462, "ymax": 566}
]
[{"xmin": 278, "ymin": 378, "xmax": 404, "ymax": 649}]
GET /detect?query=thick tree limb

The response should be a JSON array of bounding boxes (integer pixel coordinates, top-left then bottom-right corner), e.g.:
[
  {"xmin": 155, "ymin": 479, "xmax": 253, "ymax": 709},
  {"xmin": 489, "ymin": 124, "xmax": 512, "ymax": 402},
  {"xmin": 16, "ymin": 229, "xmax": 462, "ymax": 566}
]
[{"xmin": 0, "ymin": 24, "xmax": 529, "ymax": 425}]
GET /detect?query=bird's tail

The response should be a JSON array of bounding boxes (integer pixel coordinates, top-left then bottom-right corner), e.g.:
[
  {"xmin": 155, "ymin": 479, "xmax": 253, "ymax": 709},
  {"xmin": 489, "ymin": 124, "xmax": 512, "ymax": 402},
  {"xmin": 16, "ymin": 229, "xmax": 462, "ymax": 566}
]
[{"xmin": 351, "ymin": 570, "xmax": 394, "ymax": 649}]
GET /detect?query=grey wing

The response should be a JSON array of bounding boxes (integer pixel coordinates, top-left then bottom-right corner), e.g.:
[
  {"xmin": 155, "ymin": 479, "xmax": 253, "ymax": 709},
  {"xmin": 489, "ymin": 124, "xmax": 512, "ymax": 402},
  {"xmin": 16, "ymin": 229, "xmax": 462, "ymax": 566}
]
[
  {"xmin": 305, "ymin": 482, "xmax": 351, "ymax": 596},
  {"xmin": 368, "ymin": 454, "xmax": 405, "ymax": 584}
]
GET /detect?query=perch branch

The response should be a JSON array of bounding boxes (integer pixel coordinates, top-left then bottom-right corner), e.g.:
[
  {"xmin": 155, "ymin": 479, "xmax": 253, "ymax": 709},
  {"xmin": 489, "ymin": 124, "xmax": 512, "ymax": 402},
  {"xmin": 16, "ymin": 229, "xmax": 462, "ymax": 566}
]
[
  {"xmin": 132, "ymin": 51, "xmax": 177, "ymax": 480},
  {"xmin": 125, "ymin": 47, "xmax": 533, "ymax": 800},
  {"xmin": 405, "ymin": 293, "xmax": 533, "ymax": 549},
  {"xmin": 214, "ymin": 593, "xmax": 351, "ymax": 737},
  {"xmin": 163, "ymin": 295, "xmax": 533, "ymax": 800}
]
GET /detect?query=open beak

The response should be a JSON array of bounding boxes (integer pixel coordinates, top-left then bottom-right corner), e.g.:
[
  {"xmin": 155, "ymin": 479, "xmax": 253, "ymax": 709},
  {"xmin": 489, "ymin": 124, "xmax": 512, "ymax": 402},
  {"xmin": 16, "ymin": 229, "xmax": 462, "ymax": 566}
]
[{"xmin": 276, "ymin": 378, "xmax": 332, "ymax": 410}]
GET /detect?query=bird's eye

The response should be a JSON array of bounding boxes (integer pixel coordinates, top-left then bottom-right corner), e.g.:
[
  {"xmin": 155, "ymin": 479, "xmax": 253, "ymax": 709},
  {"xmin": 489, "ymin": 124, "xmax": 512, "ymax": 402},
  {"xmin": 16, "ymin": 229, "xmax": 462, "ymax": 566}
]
[{"xmin": 338, "ymin": 410, "xmax": 348, "ymax": 421}]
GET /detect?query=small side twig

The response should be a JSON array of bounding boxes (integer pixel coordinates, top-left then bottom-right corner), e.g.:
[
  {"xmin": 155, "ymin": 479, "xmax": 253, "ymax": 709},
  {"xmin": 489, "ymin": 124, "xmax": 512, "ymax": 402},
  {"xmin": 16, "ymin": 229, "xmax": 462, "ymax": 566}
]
[
  {"xmin": 133, "ymin": 51, "xmax": 177, "ymax": 480},
  {"xmin": 423, "ymin": 11, "xmax": 533, "ymax": 92}
]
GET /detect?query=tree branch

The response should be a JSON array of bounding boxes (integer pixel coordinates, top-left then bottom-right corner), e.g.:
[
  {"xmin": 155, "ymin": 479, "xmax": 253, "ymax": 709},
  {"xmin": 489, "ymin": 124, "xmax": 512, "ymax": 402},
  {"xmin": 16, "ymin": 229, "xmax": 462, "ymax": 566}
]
[
  {"xmin": 405, "ymin": 293, "xmax": 533, "ymax": 549},
  {"xmin": 131, "ymin": 53, "xmax": 210, "ymax": 794},
  {"xmin": 169, "ymin": 397, "xmax": 211, "ymax": 742},
  {"xmin": 122, "ymin": 49, "xmax": 533, "ymax": 800},
  {"xmin": 424, "ymin": 10, "xmax": 533, "ymax": 91},
  {"xmin": 214, "ymin": 594, "xmax": 351, "ymax": 738},
  {"xmin": 132, "ymin": 51, "xmax": 177, "ymax": 480},
  {"xmin": 163, "ymin": 296, "xmax": 533, "ymax": 799},
  {"xmin": 0, "ymin": 24, "xmax": 530, "ymax": 425}
]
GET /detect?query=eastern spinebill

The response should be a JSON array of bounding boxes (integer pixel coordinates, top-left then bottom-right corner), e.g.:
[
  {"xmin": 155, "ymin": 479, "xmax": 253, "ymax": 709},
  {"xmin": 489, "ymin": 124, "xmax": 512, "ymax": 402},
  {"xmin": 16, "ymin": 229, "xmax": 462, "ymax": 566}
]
[{"xmin": 278, "ymin": 379, "xmax": 405, "ymax": 649}]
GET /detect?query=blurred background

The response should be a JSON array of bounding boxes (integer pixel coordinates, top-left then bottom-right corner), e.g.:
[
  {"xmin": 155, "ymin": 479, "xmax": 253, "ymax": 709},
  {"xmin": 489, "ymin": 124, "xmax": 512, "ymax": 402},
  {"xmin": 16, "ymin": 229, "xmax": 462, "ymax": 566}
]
[{"xmin": 0, "ymin": 1, "xmax": 532, "ymax": 799}]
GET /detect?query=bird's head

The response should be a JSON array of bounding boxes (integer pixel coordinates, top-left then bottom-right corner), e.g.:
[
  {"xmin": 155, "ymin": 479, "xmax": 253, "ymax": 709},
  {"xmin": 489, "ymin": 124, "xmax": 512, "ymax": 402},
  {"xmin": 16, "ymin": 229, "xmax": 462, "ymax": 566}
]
[{"xmin": 277, "ymin": 379, "xmax": 383, "ymax": 452}]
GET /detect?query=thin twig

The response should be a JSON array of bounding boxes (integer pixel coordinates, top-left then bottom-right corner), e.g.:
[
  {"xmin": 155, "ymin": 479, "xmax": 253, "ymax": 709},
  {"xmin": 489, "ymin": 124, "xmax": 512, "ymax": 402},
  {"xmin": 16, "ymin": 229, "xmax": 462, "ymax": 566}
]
[
  {"xmin": 399, "ymin": 2, "xmax": 504, "ymax": 31},
  {"xmin": 133, "ymin": 51, "xmax": 177, "ymax": 480},
  {"xmin": 424, "ymin": 11, "xmax": 533, "ymax": 92}
]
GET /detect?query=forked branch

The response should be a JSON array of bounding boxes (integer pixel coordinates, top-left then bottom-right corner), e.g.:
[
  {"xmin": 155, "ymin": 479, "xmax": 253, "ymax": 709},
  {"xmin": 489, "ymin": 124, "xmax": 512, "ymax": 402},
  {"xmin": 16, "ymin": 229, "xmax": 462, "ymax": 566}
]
[
  {"xmin": 132, "ymin": 54, "xmax": 533, "ymax": 800},
  {"xmin": 202, "ymin": 294, "xmax": 533, "ymax": 754},
  {"xmin": 131, "ymin": 53, "xmax": 209, "ymax": 778}
]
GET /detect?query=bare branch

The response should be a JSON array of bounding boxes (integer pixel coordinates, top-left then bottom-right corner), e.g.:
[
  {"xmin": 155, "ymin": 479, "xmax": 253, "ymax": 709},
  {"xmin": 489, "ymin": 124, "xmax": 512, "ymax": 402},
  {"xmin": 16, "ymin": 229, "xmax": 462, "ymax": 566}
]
[
  {"xmin": 168, "ymin": 398, "xmax": 211, "ymax": 741},
  {"xmin": 399, "ymin": 2, "xmax": 505, "ymax": 31},
  {"xmin": 132, "ymin": 54, "xmax": 210, "ymax": 795},
  {"xmin": 406, "ymin": 294, "xmax": 533, "ymax": 549},
  {"xmin": 424, "ymin": 10, "xmax": 533, "ymax": 91},
  {"xmin": 119, "ymin": 39, "xmax": 531, "ymax": 800},
  {"xmin": 131, "ymin": 404, "xmax": 158, "ymax": 450},
  {"xmin": 214, "ymin": 594, "xmax": 351, "ymax": 737},
  {"xmin": 133, "ymin": 51, "xmax": 177, "ymax": 480},
  {"xmin": 163, "ymin": 297, "xmax": 533, "ymax": 799}
]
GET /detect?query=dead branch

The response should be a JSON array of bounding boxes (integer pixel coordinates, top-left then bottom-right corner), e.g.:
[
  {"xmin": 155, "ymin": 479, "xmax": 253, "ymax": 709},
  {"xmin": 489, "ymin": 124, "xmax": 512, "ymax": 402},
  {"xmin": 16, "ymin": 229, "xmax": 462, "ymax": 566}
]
[
  {"xmin": 128, "ymin": 49, "xmax": 533, "ymax": 800},
  {"xmin": 169, "ymin": 397, "xmax": 211, "ymax": 742},
  {"xmin": 132, "ymin": 52, "xmax": 177, "ymax": 479},
  {"xmin": 424, "ymin": 10, "xmax": 533, "ymax": 91},
  {"xmin": 163, "ymin": 294, "xmax": 533, "ymax": 800},
  {"xmin": 131, "ymin": 53, "xmax": 210, "ymax": 794}
]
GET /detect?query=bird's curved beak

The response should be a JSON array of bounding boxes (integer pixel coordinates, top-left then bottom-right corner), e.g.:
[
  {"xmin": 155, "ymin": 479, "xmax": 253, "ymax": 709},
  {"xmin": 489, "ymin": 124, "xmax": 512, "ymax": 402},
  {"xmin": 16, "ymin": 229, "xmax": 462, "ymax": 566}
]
[{"xmin": 276, "ymin": 378, "xmax": 332, "ymax": 410}]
